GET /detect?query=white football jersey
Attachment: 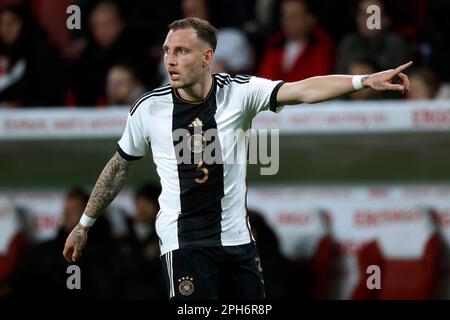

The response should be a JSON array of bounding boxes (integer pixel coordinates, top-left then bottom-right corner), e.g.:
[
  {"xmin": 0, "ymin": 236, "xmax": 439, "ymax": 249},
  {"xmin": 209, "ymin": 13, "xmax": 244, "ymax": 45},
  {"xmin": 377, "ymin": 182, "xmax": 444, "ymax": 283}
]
[{"xmin": 118, "ymin": 73, "xmax": 285, "ymax": 255}]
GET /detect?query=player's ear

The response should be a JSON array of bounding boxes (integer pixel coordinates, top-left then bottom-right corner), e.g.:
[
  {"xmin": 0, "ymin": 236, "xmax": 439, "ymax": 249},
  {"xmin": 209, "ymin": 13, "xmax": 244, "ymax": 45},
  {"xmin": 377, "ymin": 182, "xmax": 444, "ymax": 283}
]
[{"xmin": 203, "ymin": 49, "xmax": 214, "ymax": 66}]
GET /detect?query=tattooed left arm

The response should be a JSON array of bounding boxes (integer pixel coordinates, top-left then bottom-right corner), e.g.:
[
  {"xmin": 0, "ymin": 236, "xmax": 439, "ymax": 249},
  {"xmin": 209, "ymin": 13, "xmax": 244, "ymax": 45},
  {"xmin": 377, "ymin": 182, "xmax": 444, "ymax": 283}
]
[
  {"xmin": 276, "ymin": 61, "xmax": 413, "ymax": 105},
  {"xmin": 63, "ymin": 152, "xmax": 134, "ymax": 262}
]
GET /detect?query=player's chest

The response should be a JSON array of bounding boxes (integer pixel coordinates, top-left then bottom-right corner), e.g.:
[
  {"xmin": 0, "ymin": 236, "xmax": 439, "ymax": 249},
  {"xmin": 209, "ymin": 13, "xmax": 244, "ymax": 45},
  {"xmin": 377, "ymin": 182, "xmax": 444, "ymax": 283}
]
[{"xmin": 149, "ymin": 100, "xmax": 245, "ymax": 154}]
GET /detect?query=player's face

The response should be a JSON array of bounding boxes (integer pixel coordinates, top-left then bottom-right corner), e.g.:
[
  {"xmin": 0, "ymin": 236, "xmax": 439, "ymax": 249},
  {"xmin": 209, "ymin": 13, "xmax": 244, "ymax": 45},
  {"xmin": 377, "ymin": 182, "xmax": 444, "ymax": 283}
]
[
  {"xmin": 163, "ymin": 28, "xmax": 211, "ymax": 89},
  {"xmin": 0, "ymin": 11, "xmax": 22, "ymax": 46},
  {"xmin": 281, "ymin": 1, "xmax": 315, "ymax": 40},
  {"xmin": 134, "ymin": 197, "xmax": 158, "ymax": 223},
  {"xmin": 62, "ymin": 197, "xmax": 84, "ymax": 231},
  {"xmin": 106, "ymin": 66, "xmax": 135, "ymax": 104}
]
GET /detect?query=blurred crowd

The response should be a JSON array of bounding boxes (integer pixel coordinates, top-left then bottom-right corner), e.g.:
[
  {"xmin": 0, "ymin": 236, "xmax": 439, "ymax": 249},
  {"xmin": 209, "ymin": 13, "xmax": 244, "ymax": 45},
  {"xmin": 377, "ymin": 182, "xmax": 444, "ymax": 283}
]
[
  {"xmin": 1, "ymin": 0, "xmax": 448, "ymax": 300},
  {"xmin": 1, "ymin": 183, "xmax": 447, "ymax": 300},
  {"xmin": 0, "ymin": 184, "xmax": 308, "ymax": 300},
  {"xmin": 2, "ymin": 185, "xmax": 167, "ymax": 299},
  {"xmin": 0, "ymin": 0, "xmax": 449, "ymax": 108}
]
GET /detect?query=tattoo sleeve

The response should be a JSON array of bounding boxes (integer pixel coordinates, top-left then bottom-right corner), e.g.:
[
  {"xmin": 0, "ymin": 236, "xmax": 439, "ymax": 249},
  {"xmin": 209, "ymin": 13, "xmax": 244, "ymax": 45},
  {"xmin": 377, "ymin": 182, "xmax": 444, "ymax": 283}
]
[
  {"xmin": 70, "ymin": 224, "xmax": 86, "ymax": 248},
  {"xmin": 361, "ymin": 75, "xmax": 370, "ymax": 85},
  {"xmin": 84, "ymin": 152, "xmax": 133, "ymax": 219}
]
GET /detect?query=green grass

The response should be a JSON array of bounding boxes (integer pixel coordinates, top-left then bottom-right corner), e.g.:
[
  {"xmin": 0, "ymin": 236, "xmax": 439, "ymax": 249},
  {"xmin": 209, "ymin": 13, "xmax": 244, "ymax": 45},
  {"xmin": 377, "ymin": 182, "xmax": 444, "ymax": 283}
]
[{"xmin": 1, "ymin": 132, "xmax": 450, "ymax": 190}]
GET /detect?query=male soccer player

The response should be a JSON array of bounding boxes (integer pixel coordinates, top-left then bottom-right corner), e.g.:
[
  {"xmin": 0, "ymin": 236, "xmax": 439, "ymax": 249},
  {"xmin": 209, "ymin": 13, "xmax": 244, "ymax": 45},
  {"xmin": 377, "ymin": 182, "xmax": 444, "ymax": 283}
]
[{"xmin": 63, "ymin": 17, "xmax": 411, "ymax": 299}]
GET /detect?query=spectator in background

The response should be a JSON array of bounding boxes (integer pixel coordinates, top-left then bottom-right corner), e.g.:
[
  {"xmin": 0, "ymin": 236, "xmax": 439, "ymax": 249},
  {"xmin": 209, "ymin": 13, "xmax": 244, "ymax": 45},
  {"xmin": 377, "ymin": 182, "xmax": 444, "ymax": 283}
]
[
  {"xmin": 347, "ymin": 58, "xmax": 382, "ymax": 100},
  {"xmin": 125, "ymin": 0, "xmax": 181, "ymax": 50},
  {"xmin": 0, "ymin": 197, "xmax": 25, "ymax": 300},
  {"xmin": 183, "ymin": 0, "xmax": 254, "ymax": 75},
  {"xmin": 247, "ymin": 209, "xmax": 294, "ymax": 299},
  {"xmin": 31, "ymin": 0, "xmax": 86, "ymax": 61},
  {"xmin": 247, "ymin": 0, "xmax": 280, "ymax": 33},
  {"xmin": 71, "ymin": 0, "xmax": 153, "ymax": 106},
  {"xmin": 258, "ymin": 0, "xmax": 335, "ymax": 82},
  {"xmin": 13, "ymin": 187, "xmax": 115, "ymax": 299},
  {"xmin": 159, "ymin": 0, "xmax": 254, "ymax": 82},
  {"xmin": 106, "ymin": 63, "xmax": 146, "ymax": 106},
  {"xmin": 423, "ymin": 0, "xmax": 450, "ymax": 82},
  {"xmin": 336, "ymin": 0, "xmax": 412, "ymax": 75},
  {"xmin": 241, "ymin": 0, "xmax": 281, "ymax": 65},
  {"xmin": 406, "ymin": 67, "xmax": 441, "ymax": 100},
  {"xmin": 113, "ymin": 183, "xmax": 166, "ymax": 299},
  {"xmin": 0, "ymin": 5, "xmax": 64, "ymax": 107}
]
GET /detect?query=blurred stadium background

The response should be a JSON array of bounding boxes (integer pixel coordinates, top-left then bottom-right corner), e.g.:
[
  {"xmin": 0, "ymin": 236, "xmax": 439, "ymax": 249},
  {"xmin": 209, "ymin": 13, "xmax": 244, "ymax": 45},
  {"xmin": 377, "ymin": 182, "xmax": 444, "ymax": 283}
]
[{"xmin": 1, "ymin": 0, "xmax": 450, "ymax": 300}]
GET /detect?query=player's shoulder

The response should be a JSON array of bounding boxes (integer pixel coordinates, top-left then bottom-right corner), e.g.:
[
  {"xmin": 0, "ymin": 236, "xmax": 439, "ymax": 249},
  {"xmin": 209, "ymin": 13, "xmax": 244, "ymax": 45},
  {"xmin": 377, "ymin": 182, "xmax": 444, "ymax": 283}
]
[
  {"xmin": 214, "ymin": 73, "xmax": 253, "ymax": 88},
  {"xmin": 129, "ymin": 84, "xmax": 172, "ymax": 116}
]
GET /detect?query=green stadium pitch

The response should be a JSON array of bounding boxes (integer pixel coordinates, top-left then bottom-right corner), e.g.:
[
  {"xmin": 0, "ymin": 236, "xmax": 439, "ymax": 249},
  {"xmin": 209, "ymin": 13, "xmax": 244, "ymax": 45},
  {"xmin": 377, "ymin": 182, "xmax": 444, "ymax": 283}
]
[{"xmin": 1, "ymin": 132, "xmax": 450, "ymax": 190}]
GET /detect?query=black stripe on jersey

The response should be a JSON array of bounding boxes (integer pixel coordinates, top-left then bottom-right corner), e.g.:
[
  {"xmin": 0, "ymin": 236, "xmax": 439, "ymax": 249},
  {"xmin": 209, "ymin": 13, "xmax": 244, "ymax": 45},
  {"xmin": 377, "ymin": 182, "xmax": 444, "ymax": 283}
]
[
  {"xmin": 117, "ymin": 144, "xmax": 143, "ymax": 161},
  {"xmin": 216, "ymin": 75, "xmax": 251, "ymax": 82},
  {"xmin": 215, "ymin": 73, "xmax": 251, "ymax": 81},
  {"xmin": 216, "ymin": 80, "xmax": 250, "ymax": 88},
  {"xmin": 130, "ymin": 85, "xmax": 171, "ymax": 116},
  {"xmin": 269, "ymin": 81, "xmax": 285, "ymax": 112},
  {"xmin": 231, "ymin": 79, "xmax": 251, "ymax": 84},
  {"xmin": 215, "ymin": 78, "xmax": 227, "ymax": 85},
  {"xmin": 171, "ymin": 81, "xmax": 224, "ymax": 248},
  {"xmin": 130, "ymin": 89, "xmax": 171, "ymax": 116},
  {"xmin": 214, "ymin": 75, "xmax": 231, "ymax": 87},
  {"xmin": 215, "ymin": 81, "xmax": 227, "ymax": 88},
  {"xmin": 214, "ymin": 73, "xmax": 230, "ymax": 80},
  {"xmin": 215, "ymin": 74, "xmax": 251, "ymax": 88},
  {"xmin": 131, "ymin": 85, "xmax": 170, "ymax": 110},
  {"xmin": 234, "ymin": 75, "xmax": 252, "ymax": 81}
]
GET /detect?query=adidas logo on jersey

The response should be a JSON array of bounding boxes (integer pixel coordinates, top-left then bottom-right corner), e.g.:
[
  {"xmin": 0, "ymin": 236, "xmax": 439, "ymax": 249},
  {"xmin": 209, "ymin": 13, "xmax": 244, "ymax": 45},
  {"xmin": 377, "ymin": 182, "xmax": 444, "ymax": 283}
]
[{"xmin": 188, "ymin": 117, "xmax": 203, "ymax": 128}]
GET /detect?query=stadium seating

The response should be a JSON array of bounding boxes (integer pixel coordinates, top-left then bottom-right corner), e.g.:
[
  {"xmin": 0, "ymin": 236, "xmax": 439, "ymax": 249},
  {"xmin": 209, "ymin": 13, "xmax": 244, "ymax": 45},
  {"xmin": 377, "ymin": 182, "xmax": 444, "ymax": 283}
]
[
  {"xmin": 351, "ymin": 240, "xmax": 384, "ymax": 300},
  {"xmin": 291, "ymin": 209, "xmax": 334, "ymax": 299},
  {"xmin": 0, "ymin": 197, "xmax": 24, "ymax": 290},
  {"xmin": 376, "ymin": 208, "xmax": 441, "ymax": 299}
]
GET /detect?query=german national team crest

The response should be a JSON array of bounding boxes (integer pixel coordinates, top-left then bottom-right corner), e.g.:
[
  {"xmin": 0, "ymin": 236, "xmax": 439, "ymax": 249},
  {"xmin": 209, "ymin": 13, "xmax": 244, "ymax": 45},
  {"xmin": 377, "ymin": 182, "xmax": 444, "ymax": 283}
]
[
  {"xmin": 178, "ymin": 277, "xmax": 194, "ymax": 296},
  {"xmin": 188, "ymin": 134, "xmax": 207, "ymax": 153},
  {"xmin": 188, "ymin": 118, "xmax": 206, "ymax": 154}
]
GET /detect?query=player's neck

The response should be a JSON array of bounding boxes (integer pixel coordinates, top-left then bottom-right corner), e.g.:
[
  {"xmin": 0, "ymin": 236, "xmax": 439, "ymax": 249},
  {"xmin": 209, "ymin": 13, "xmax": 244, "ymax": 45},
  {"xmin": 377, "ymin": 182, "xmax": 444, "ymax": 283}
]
[{"xmin": 177, "ymin": 73, "xmax": 213, "ymax": 103}]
